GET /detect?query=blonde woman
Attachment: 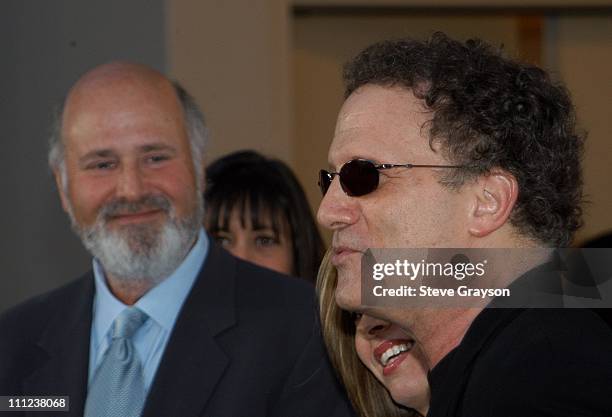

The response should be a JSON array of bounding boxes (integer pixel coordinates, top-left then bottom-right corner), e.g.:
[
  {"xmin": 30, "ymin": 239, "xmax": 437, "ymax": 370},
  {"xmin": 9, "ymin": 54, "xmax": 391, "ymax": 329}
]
[{"xmin": 317, "ymin": 251, "xmax": 430, "ymax": 417}]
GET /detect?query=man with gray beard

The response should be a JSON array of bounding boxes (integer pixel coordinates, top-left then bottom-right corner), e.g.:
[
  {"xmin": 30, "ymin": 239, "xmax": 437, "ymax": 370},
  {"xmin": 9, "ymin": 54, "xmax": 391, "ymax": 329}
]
[
  {"xmin": 76, "ymin": 193, "xmax": 199, "ymax": 290},
  {"xmin": 0, "ymin": 62, "xmax": 354, "ymax": 417}
]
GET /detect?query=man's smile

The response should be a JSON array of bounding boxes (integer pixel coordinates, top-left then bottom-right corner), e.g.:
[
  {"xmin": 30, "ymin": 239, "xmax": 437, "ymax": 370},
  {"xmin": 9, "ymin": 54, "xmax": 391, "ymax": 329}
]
[{"xmin": 108, "ymin": 209, "xmax": 165, "ymax": 225}]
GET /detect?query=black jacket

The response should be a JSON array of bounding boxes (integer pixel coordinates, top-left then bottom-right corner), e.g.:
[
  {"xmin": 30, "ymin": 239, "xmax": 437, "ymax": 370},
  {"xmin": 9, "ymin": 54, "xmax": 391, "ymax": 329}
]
[{"xmin": 427, "ymin": 307, "xmax": 612, "ymax": 417}]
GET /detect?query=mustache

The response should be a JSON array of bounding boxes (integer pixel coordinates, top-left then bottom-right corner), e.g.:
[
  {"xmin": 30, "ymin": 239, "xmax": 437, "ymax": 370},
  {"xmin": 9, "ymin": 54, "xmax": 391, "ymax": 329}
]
[{"xmin": 98, "ymin": 194, "xmax": 172, "ymax": 221}]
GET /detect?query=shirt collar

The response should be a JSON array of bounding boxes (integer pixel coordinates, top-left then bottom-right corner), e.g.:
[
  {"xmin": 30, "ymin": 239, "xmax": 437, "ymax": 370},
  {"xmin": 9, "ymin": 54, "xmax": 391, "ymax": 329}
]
[{"xmin": 92, "ymin": 228, "xmax": 208, "ymax": 346}]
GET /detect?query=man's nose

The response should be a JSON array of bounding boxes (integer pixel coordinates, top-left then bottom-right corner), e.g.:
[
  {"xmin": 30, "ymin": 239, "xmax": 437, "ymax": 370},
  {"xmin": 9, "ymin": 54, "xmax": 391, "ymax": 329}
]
[
  {"xmin": 356, "ymin": 314, "xmax": 391, "ymax": 339},
  {"xmin": 317, "ymin": 176, "xmax": 359, "ymax": 230},
  {"xmin": 116, "ymin": 163, "xmax": 145, "ymax": 200}
]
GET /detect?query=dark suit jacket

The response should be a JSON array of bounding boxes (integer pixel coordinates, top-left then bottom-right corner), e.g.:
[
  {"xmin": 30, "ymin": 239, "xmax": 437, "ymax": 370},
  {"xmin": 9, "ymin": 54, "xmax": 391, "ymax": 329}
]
[
  {"xmin": 427, "ymin": 308, "xmax": 612, "ymax": 417},
  {"xmin": 0, "ymin": 244, "xmax": 354, "ymax": 417}
]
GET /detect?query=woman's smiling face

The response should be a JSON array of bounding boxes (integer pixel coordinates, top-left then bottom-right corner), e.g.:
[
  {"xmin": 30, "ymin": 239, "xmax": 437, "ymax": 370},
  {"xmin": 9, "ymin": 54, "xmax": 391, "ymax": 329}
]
[{"xmin": 354, "ymin": 313, "xmax": 430, "ymax": 416}]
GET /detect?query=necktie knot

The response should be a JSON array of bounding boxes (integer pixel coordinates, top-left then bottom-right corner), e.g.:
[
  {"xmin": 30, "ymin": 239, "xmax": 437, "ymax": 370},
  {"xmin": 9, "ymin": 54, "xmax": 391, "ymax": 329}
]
[{"xmin": 113, "ymin": 307, "xmax": 148, "ymax": 339}]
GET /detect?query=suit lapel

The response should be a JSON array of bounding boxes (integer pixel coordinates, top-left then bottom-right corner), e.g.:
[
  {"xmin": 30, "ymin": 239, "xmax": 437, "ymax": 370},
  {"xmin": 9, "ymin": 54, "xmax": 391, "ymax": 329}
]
[
  {"xmin": 142, "ymin": 244, "xmax": 237, "ymax": 417},
  {"xmin": 22, "ymin": 274, "xmax": 94, "ymax": 417}
]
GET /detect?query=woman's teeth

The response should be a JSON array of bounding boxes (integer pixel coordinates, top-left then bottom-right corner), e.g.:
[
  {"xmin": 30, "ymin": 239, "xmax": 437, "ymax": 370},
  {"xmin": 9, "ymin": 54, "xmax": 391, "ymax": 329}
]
[{"xmin": 380, "ymin": 343, "xmax": 412, "ymax": 366}]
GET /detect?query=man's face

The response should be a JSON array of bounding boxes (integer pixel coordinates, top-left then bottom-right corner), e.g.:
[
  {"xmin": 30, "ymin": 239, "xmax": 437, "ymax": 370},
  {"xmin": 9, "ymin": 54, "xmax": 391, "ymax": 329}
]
[
  {"xmin": 58, "ymin": 75, "xmax": 202, "ymax": 281},
  {"xmin": 317, "ymin": 84, "xmax": 472, "ymax": 319}
]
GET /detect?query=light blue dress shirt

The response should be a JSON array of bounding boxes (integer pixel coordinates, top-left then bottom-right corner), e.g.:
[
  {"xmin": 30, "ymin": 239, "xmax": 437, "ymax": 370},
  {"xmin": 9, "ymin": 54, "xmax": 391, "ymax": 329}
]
[{"xmin": 88, "ymin": 229, "xmax": 209, "ymax": 392}]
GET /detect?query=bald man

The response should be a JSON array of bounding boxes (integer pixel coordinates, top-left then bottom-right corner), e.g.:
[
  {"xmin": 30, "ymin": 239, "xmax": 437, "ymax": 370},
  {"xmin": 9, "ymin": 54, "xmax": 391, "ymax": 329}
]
[{"xmin": 0, "ymin": 62, "xmax": 354, "ymax": 417}]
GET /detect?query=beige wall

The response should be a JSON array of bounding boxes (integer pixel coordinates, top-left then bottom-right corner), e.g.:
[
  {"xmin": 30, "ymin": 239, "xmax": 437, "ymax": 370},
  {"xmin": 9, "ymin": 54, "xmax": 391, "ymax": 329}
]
[
  {"xmin": 551, "ymin": 16, "xmax": 612, "ymax": 242},
  {"xmin": 167, "ymin": 0, "xmax": 292, "ymax": 163}
]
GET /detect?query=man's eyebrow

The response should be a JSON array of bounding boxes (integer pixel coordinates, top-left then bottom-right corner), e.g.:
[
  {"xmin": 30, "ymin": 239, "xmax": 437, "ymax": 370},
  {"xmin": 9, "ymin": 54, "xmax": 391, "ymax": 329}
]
[
  {"xmin": 79, "ymin": 149, "xmax": 117, "ymax": 162},
  {"xmin": 139, "ymin": 143, "xmax": 177, "ymax": 153},
  {"xmin": 77, "ymin": 143, "xmax": 177, "ymax": 164},
  {"xmin": 328, "ymin": 155, "xmax": 373, "ymax": 170}
]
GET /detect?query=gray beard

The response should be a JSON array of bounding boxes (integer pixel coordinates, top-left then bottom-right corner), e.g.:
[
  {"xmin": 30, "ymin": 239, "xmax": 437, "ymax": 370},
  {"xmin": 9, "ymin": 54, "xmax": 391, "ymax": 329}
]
[{"xmin": 68, "ymin": 194, "xmax": 203, "ymax": 284}]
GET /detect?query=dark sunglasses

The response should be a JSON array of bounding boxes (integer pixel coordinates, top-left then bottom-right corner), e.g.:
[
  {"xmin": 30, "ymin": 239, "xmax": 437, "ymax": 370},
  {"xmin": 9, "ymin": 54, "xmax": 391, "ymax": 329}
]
[{"xmin": 318, "ymin": 159, "xmax": 466, "ymax": 197}]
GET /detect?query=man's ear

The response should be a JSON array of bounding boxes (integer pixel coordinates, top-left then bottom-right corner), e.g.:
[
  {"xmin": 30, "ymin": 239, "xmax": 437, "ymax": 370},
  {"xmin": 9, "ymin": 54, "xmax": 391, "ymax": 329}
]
[
  {"xmin": 468, "ymin": 170, "xmax": 518, "ymax": 238},
  {"xmin": 53, "ymin": 168, "xmax": 71, "ymax": 214}
]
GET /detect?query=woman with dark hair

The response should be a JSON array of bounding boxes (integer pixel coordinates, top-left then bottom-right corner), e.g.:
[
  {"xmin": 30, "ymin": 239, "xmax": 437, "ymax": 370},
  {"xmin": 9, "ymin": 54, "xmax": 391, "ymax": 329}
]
[{"xmin": 204, "ymin": 150, "xmax": 325, "ymax": 283}]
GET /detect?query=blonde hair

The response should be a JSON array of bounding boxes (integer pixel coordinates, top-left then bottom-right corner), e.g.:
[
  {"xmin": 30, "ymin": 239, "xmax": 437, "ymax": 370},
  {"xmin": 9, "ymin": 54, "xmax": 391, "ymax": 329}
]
[{"xmin": 316, "ymin": 250, "xmax": 417, "ymax": 417}]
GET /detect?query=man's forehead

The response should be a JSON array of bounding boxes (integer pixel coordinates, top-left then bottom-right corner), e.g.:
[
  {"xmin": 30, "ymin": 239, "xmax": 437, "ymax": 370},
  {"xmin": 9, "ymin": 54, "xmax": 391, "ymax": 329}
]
[
  {"xmin": 62, "ymin": 76, "xmax": 186, "ymax": 152},
  {"xmin": 329, "ymin": 85, "xmax": 432, "ymax": 167},
  {"xmin": 338, "ymin": 83, "xmax": 425, "ymax": 120},
  {"xmin": 68, "ymin": 61, "xmax": 170, "ymax": 98},
  {"xmin": 64, "ymin": 82, "xmax": 179, "ymax": 123},
  {"xmin": 335, "ymin": 101, "xmax": 420, "ymax": 132},
  {"xmin": 63, "ymin": 63, "xmax": 180, "ymax": 124},
  {"xmin": 66, "ymin": 106, "xmax": 178, "ymax": 136}
]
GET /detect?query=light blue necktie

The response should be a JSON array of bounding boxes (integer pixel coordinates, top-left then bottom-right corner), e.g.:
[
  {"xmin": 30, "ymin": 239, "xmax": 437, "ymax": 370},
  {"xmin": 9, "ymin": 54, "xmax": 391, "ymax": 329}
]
[{"xmin": 84, "ymin": 307, "xmax": 148, "ymax": 417}]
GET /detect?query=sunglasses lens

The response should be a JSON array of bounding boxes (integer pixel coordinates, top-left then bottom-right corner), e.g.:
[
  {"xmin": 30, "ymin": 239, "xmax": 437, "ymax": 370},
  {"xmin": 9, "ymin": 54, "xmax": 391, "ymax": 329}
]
[
  {"xmin": 340, "ymin": 160, "xmax": 379, "ymax": 196},
  {"xmin": 318, "ymin": 170, "xmax": 332, "ymax": 195}
]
